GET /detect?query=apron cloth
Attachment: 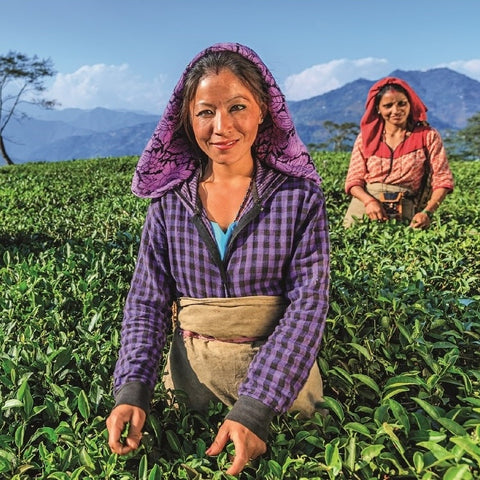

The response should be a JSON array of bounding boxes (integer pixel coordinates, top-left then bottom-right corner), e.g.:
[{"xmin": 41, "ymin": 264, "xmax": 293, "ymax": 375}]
[
  {"xmin": 163, "ymin": 296, "xmax": 324, "ymax": 417},
  {"xmin": 343, "ymin": 182, "xmax": 416, "ymax": 227}
]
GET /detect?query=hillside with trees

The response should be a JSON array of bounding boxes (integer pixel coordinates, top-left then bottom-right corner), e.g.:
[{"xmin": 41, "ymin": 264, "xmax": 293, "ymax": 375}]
[{"xmin": 2, "ymin": 65, "xmax": 480, "ymax": 164}]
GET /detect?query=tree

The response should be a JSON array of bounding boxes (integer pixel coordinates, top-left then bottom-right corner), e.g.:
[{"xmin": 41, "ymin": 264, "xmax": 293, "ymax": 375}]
[
  {"xmin": 444, "ymin": 111, "xmax": 480, "ymax": 161},
  {"xmin": 309, "ymin": 120, "xmax": 359, "ymax": 153},
  {"xmin": 457, "ymin": 112, "xmax": 480, "ymax": 160},
  {"xmin": 0, "ymin": 51, "xmax": 57, "ymax": 165}
]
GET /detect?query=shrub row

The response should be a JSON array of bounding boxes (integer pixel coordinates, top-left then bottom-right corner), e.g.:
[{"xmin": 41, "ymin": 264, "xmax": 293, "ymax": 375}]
[{"xmin": 0, "ymin": 155, "xmax": 478, "ymax": 479}]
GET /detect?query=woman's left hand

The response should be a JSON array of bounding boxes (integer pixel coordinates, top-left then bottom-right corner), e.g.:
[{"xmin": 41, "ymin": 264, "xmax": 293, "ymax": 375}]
[
  {"xmin": 410, "ymin": 211, "xmax": 431, "ymax": 229},
  {"xmin": 206, "ymin": 419, "xmax": 267, "ymax": 475}
]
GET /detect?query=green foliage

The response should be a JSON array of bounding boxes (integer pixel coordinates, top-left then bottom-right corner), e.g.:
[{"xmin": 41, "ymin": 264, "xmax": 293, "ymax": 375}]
[
  {"xmin": 309, "ymin": 121, "xmax": 359, "ymax": 153},
  {"xmin": 444, "ymin": 111, "xmax": 480, "ymax": 161},
  {"xmin": 0, "ymin": 154, "xmax": 479, "ymax": 479}
]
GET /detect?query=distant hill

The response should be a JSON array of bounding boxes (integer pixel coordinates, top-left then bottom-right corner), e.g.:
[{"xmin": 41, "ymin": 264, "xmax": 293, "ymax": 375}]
[
  {"xmin": 4, "ymin": 68, "xmax": 480, "ymax": 164},
  {"xmin": 4, "ymin": 107, "xmax": 158, "ymax": 163},
  {"xmin": 289, "ymin": 68, "xmax": 480, "ymax": 145}
]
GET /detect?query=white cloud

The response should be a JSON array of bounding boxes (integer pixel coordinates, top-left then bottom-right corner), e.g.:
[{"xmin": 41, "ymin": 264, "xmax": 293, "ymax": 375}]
[
  {"xmin": 48, "ymin": 64, "xmax": 168, "ymax": 113},
  {"xmin": 46, "ymin": 58, "xmax": 480, "ymax": 114},
  {"xmin": 439, "ymin": 59, "xmax": 480, "ymax": 82},
  {"xmin": 283, "ymin": 57, "xmax": 391, "ymax": 101}
]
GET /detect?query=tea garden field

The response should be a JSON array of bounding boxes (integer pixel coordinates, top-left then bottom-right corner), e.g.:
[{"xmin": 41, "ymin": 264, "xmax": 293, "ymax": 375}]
[{"xmin": 0, "ymin": 153, "xmax": 479, "ymax": 479}]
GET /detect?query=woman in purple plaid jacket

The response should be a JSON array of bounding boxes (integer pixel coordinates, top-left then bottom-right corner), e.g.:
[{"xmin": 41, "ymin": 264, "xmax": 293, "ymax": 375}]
[{"xmin": 106, "ymin": 43, "xmax": 330, "ymax": 475}]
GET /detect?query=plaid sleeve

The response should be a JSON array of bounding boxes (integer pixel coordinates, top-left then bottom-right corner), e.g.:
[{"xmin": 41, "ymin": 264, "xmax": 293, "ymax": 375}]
[
  {"xmin": 113, "ymin": 201, "xmax": 175, "ymax": 398},
  {"xmin": 237, "ymin": 180, "xmax": 330, "ymax": 414}
]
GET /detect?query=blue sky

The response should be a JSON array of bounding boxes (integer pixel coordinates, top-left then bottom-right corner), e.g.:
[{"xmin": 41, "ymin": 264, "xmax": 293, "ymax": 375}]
[{"xmin": 2, "ymin": 0, "xmax": 479, "ymax": 114}]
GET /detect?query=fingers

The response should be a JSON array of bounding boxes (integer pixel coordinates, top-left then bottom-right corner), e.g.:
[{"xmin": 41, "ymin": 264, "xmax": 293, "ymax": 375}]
[
  {"xmin": 226, "ymin": 436, "xmax": 266, "ymax": 476},
  {"xmin": 366, "ymin": 204, "xmax": 387, "ymax": 222},
  {"xmin": 207, "ymin": 420, "xmax": 266, "ymax": 476},
  {"xmin": 226, "ymin": 446, "xmax": 251, "ymax": 476},
  {"xmin": 370, "ymin": 213, "xmax": 387, "ymax": 222},
  {"xmin": 123, "ymin": 408, "xmax": 144, "ymax": 453},
  {"xmin": 106, "ymin": 411, "xmax": 126, "ymax": 454},
  {"xmin": 410, "ymin": 212, "xmax": 430, "ymax": 229},
  {"xmin": 106, "ymin": 405, "xmax": 146, "ymax": 455},
  {"xmin": 206, "ymin": 425, "xmax": 229, "ymax": 456}
]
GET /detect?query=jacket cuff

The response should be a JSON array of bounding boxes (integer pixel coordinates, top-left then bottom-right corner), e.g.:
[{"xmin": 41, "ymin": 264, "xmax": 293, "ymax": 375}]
[
  {"xmin": 114, "ymin": 381, "xmax": 152, "ymax": 413},
  {"xmin": 225, "ymin": 396, "xmax": 275, "ymax": 442}
]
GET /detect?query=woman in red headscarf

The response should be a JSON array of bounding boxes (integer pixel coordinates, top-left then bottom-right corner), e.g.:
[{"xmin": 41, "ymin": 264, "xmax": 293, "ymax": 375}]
[{"xmin": 343, "ymin": 77, "xmax": 454, "ymax": 228}]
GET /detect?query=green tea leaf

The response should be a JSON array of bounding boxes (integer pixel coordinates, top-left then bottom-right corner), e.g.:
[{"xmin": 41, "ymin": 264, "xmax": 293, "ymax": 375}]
[
  {"xmin": 319, "ymin": 396, "xmax": 344, "ymax": 422},
  {"xmin": 347, "ymin": 343, "xmax": 373, "ymax": 361},
  {"xmin": 351, "ymin": 373, "xmax": 380, "ymax": 393},
  {"xmin": 165, "ymin": 430, "xmax": 181, "ymax": 453},
  {"xmin": 2, "ymin": 399, "xmax": 23, "ymax": 410},
  {"xmin": 343, "ymin": 422, "xmax": 372, "ymax": 437},
  {"xmin": 77, "ymin": 389, "xmax": 90, "ymax": 420},
  {"xmin": 443, "ymin": 465, "xmax": 473, "ymax": 480},
  {"xmin": 361, "ymin": 444, "xmax": 384, "ymax": 462},
  {"xmin": 450, "ymin": 436, "xmax": 480, "ymax": 463},
  {"xmin": 412, "ymin": 398, "xmax": 467, "ymax": 435}
]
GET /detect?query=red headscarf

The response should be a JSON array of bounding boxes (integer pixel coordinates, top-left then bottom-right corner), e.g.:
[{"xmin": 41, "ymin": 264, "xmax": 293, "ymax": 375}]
[{"xmin": 360, "ymin": 77, "xmax": 428, "ymax": 157}]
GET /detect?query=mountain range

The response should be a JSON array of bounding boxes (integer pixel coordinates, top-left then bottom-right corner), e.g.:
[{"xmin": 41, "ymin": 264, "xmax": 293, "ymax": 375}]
[{"xmin": 4, "ymin": 67, "xmax": 480, "ymax": 164}]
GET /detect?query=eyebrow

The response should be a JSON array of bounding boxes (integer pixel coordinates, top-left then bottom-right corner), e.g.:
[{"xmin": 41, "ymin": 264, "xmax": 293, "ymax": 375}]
[
  {"xmin": 382, "ymin": 99, "xmax": 408, "ymax": 105},
  {"xmin": 193, "ymin": 95, "xmax": 251, "ymax": 106}
]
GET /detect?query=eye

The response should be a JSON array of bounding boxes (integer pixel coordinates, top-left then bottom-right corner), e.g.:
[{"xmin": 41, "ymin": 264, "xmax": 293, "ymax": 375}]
[
  {"xmin": 397, "ymin": 100, "xmax": 408, "ymax": 107},
  {"xmin": 382, "ymin": 102, "xmax": 394, "ymax": 109},
  {"xmin": 195, "ymin": 109, "xmax": 214, "ymax": 117},
  {"xmin": 230, "ymin": 104, "xmax": 246, "ymax": 112}
]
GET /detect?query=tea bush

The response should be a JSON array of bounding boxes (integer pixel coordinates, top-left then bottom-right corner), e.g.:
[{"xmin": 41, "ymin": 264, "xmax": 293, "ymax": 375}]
[{"xmin": 0, "ymin": 154, "xmax": 478, "ymax": 479}]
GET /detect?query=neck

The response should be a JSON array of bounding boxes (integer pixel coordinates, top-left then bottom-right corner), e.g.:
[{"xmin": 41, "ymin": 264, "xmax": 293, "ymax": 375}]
[
  {"xmin": 383, "ymin": 127, "xmax": 407, "ymax": 136},
  {"xmin": 202, "ymin": 159, "xmax": 255, "ymax": 183},
  {"xmin": 384, "ymin": 124, "xmax": 407, "ymax": 135}
]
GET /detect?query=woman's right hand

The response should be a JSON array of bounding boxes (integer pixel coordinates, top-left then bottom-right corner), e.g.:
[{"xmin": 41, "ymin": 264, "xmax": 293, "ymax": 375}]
[
  {"xmin": 106, "ymin": 404, "xmax": 146, "ymax": 455},
  {"xmin": 206, "ymin": 419, "xmax": 267, "ymax": 476},
  {"xmin": 364, "ymin": 198, "xmax": 388, "ymax": 222}
]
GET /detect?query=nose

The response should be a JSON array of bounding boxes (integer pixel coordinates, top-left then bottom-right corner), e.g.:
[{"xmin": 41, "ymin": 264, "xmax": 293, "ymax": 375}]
[{"xmin": 213, "ymin": 109, "xmax": 232, "ymax": 134}]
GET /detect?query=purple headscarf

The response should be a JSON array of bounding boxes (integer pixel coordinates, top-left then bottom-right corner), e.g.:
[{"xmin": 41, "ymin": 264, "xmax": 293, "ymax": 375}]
[{"xmin": 131, "ymin": 43, "xmax": 320, "ymax": 198}]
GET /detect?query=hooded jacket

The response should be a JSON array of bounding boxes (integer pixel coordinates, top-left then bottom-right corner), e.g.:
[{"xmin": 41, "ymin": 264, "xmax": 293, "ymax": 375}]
[{"xmin": 113, "ymin": 43, "xmax": 330, "ymax": 441}]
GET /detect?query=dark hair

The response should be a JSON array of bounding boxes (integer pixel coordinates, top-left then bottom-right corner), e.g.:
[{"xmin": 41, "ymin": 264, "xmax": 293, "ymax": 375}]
[{"xmin": 178, "ymin": 50, "xmax": 269, "ymax": 146}]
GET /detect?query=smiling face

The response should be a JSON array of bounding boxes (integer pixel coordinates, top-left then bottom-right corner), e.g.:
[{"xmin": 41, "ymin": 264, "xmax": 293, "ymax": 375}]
[
  {"xmin": 377, "ymin": 88, "xmax": 411, "ymax": 129},
  {"xmin": 190, "ymin": 68, "xmax": 265, "ymax": 170}
]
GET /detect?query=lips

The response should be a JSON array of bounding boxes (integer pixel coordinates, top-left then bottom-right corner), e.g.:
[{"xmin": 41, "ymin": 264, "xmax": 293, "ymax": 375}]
[{"xmin": 211, "ymin": 139, "xmax": 238, "ymax": 150}]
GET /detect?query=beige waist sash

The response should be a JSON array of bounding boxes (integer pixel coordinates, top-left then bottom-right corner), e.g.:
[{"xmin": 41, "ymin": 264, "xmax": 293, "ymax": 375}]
[
  {"xmin": 163, "ymin": 296, "xmax": 324, "ymax": 417},
  {"xmin": 366, "ymin": 182, "xmax": 414, "ymax": 199},
  {"xmin": 343, "ymin": 182, "xmax": 416, "ymax": 227},
  {"xmin": 175, "ymin": 295, "xmax": 286, "ymax": 340}
]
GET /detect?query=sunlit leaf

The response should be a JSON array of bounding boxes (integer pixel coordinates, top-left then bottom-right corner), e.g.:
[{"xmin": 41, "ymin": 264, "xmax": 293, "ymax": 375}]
[
  {"xmin": 361, "ymin": 444, "xmax": 384, "ymax": 462},
  {"xmin": 77, "ymin": 390, "xmax": 90, "ymax": 420}
]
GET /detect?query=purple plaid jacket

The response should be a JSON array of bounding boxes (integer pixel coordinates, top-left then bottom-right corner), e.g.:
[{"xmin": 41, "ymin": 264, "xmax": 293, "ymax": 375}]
[
  {"xmin": 113, "ymin": 161, "xmax": 329, "ymax": 415},
  {"xmin": 112, "ymin": 43, "xmax": 329, "ymax": 439}
]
